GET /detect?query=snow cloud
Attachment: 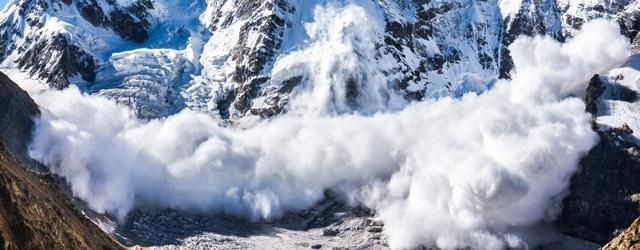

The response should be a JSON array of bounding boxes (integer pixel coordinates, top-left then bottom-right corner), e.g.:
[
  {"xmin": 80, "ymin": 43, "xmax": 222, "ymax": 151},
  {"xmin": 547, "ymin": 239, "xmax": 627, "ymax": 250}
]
[{"xmin": 28, "ymin": 2, "xmax": 629, "ymax": 249}]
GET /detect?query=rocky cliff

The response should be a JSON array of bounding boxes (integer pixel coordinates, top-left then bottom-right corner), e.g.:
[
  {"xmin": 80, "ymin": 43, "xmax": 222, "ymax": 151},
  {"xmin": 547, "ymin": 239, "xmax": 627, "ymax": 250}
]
[
  {"xmin": 0, "ymin": 71, "xmax": 123, "ymax": 250},
  {"xmin": 0, "ymin": 142, "xmax": 124, "ymax": 250},
  {"xmin": 556, "ymin": 70, "xmax": 640, "ymax": 245},
  {"xmin": 0, "ymin": 72, "xmax": 39, "ymax": 168}
]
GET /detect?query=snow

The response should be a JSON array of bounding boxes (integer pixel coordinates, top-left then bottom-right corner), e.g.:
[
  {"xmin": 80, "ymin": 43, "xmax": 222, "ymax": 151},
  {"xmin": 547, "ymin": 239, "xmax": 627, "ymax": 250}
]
[
  {"xmin": 26, "ymin": 19, "xmax": 627, "ymax": 249},
  {"xmin": 1, "ymin": 68, "xmax": 48, "ymax": 94},
  {"xmin": 498, "ymin": 0, "xmax": 523, "ymax": 17},
  {"xmin": 4, "ymin": 0, "xmax": 635, "ymax": 120},
  {"xmin": 1, "ymin": 1, "xmax": 638, "ymax": 249},
  {"xmin": 597, "ymin": 54, "xmax": 640, "ymax": 141},
  {"xmin": 557, "ymin": 0, "xmax": 635, "ymax": 37},
  {"xmin": 95, "ymin": 49, "xmax": 195, "ymax": 118}
]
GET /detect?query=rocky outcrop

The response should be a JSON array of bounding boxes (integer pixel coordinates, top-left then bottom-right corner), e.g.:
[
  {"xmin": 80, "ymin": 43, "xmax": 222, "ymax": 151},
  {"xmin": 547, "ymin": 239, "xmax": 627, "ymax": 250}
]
[
  {"xmin": 0, "ymin": 71, "xmax": 39, "ymax": 167},
  {"xmin": 0, "ymin": 142, "xmax": 124, "ymax": 250},
  {"xmin": 558, "ymin": 74, "xmax": 640, "ymax": 244},
  {"xmin": 0, "ymin": 71, "xmax": 123, "ymax": 250},
  {"xmin": 601, "ymin": 218, "xmax": 640, "ymax": 250},
  {"xmin": 585, "ymin": 74, "xmax": 606, "ymax": 119},
  {"xmin": 191, "ymin": 0, "xmax": 295, "ymax": 118},
  {"xmin": 500, "ymin": 0, "xmax": 564, "ymax": 78},
  {"xmin": 559, "ymin": 126, "xmax": 640, "ymax": 244},
  {"xmin": 632, "ymin": 33, "xmax": 640, "ymax": 54},
  {"xmin": 14, "ymin": 33, "xmax": 97, "ymax": 90}
]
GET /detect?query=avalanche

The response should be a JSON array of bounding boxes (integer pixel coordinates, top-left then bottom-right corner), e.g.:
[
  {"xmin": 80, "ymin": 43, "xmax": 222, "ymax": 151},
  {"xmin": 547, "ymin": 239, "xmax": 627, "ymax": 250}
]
[{"xmin": 27, "ymin": 2, "xmax": 629, "ymax": 248}]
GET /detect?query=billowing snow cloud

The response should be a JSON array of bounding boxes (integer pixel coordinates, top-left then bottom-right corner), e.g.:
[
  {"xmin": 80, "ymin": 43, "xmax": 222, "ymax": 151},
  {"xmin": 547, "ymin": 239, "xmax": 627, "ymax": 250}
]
[{"xmin": 28, "ymin": 2, "xmax": 629, "ymax": 249}]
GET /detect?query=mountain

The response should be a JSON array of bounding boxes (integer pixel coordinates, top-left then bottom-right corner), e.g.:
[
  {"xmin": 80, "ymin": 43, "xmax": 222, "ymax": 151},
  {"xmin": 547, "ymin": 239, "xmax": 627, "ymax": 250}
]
[
  {"xmin": 2, "ymin": 0, "xmax": 640, "ymax": 249},
  {"xmin": 0, "ymin": 71, "xmax": 123, "ymax": 250},
  {"xmin": 1, "ymin": 0, "xmax": 638, "ymax": 119}
]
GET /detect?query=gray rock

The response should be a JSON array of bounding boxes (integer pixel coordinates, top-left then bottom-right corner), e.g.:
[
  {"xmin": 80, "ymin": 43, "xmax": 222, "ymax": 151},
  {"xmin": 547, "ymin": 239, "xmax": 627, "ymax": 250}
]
[{"xmin": 321, "ymin": 228, "xmax": 339, "ymax": 237}]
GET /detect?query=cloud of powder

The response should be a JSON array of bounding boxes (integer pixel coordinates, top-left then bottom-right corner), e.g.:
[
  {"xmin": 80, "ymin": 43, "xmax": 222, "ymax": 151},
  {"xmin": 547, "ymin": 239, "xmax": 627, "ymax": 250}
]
[{"xmin": 28, "ymin": 3, "xmax": 629, "ymax": 249}]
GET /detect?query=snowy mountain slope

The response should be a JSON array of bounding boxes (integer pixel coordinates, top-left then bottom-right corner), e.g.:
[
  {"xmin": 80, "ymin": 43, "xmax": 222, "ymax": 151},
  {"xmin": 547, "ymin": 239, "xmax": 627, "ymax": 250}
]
[
  {"xmin": 0, "ymin": 0, "xmax": 208, "ymax": 118},
  {"xmin": 0, "ymin": 0, "xmax": 154, "ymax": 88},
  {"xmin": 376, "ymin": 0, "xmax": 503, "ymax": 102},
  {"xmin": 0, "ymin": 0, "xmax": 639, "ymax": 119},
  {"xmin": 183, "ymin": 0, "xmax": 295, "ymax": 118},
  {"xmin": 595, "ymin": 54, "xmax": 640, "ymax": 141},
  {"xmin": 22, "ymin": 19, "xmax": 632, "ymax": 249},
  {"xmin": 558, "ymin": 0, "xmax": 640, "ymax": 38}
]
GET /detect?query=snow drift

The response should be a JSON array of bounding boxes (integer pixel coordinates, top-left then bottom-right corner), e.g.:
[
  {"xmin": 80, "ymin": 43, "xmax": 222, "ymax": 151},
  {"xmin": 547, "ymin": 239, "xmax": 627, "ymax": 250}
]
[{"xmin": 28, "ymin": 2, "xmax": 629, "ymax": 249}]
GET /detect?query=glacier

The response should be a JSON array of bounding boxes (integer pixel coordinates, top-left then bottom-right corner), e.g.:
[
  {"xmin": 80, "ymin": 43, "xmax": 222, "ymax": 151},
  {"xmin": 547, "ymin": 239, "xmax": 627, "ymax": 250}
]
[{"xmin": 1, "ymin": 0, "xmax": 638, "ymax": 119}]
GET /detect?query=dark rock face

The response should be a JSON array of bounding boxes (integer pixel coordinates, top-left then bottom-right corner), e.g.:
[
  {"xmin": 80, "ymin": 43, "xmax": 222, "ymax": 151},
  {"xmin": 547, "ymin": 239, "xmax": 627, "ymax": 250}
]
[
  {"xmin": 15, "ymin": 34, "xmax": 97, "ymax": 89},
  {"xmin": 632, "ymin": 33, "xmax": 640, "ymax": 54},
  {"xmin": 0, "ymin": 70, "xmax": 122, "ymax": 250},
  {"xmin": 0, "ymin": 72, "xmax": 39, "ymax": 167},
  {"xmin": 585, "ymin": 74, "xmax": 606, "ymax": 118},
  {"xmin": 500, "ymin": 0, "xmax": 564, "ymax": 79},
  {"xmin": 557, "ymin": 74, "xmax": 640, "ymax": 244},
  {"xmin": 61, "ymin": 0, "xmax": 153, "ymax": 43},
  {"xmin": 106, "ymin": 0, "xmax": 153, "ymax": 43},
  {"xmin": 207, "ymin": 0, "xmax": 295, "ymax": 118},
  {"xmin": 616, "ymin": 5, "xmax": 640, "ymax": 42},
  {"xmin": 558, "ymin": 127, "xmax": 640, "ymax": 244}
]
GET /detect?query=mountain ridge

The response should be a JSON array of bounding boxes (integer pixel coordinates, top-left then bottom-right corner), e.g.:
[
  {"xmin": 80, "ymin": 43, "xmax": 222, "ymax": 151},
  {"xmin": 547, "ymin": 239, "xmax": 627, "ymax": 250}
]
[{"xmin": 1, "ymin": 0, "xmax": 638, "ymax": 119}]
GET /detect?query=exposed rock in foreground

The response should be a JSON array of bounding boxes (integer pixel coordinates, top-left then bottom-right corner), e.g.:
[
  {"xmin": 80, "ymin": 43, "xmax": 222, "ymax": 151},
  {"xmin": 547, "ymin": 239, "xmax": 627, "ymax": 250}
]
[
  {"xmin": 0, "ymin": 142, "xmax": 123, "ymax": 250},
  {"xmin": 0, "ymin": 72, "xmax": 123, "ymax": 250},
  {"xmin": 602, "ymin": 218, "xmax": 640, "ymax": 250}
]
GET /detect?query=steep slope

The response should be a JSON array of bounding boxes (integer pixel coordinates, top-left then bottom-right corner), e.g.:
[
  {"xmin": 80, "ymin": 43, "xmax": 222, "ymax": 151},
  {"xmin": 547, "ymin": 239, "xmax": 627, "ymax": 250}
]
[
  {"xmin": 2, "ymin": 0, "xmax": 638, "ymax": 120},
  {"xmin": 0, "ymin": 72, "xmax": 123, "ymax": 249},
  {"xmin": 0, "ymin": 142, "xmax": 123, "ymax": 250},
  {"xmin": 0, "ymin": 0, "xmax": 203, "ymax": 118},
  {"xmin": 0, "ymin": 1, "xmax": 638, "ymax": 248},
  {"xmin": 557, "ymin": 64, "xmax": 640, "ymax": 245},
  {"xmin": 559, "ymin": 126, "xmax": 640, "ymax": 244},
  {"xmin": 0, "ymin": 71, "xmax": 38, "ymax": 167},
  {"xmin": 0, "ymin": 0, "xmax": 154, "ymax": 89}
]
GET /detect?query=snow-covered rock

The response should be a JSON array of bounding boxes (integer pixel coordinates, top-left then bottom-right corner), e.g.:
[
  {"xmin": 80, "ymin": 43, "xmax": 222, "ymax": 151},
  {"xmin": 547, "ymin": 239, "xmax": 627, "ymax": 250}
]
[
  {"xmin": 1, "ymin": 0, "xmax": 639, "ymax": 119},
  {"xmin": 0, "ymin": 0, "xmax": 154, "ymax": 88},
  {"xmin": 96, "ymin": 49, "xmax": 194, "ymax": 118},
  {"xmin": 595, "ymin": 54, "xmax": 640, "ymax": 142}
]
